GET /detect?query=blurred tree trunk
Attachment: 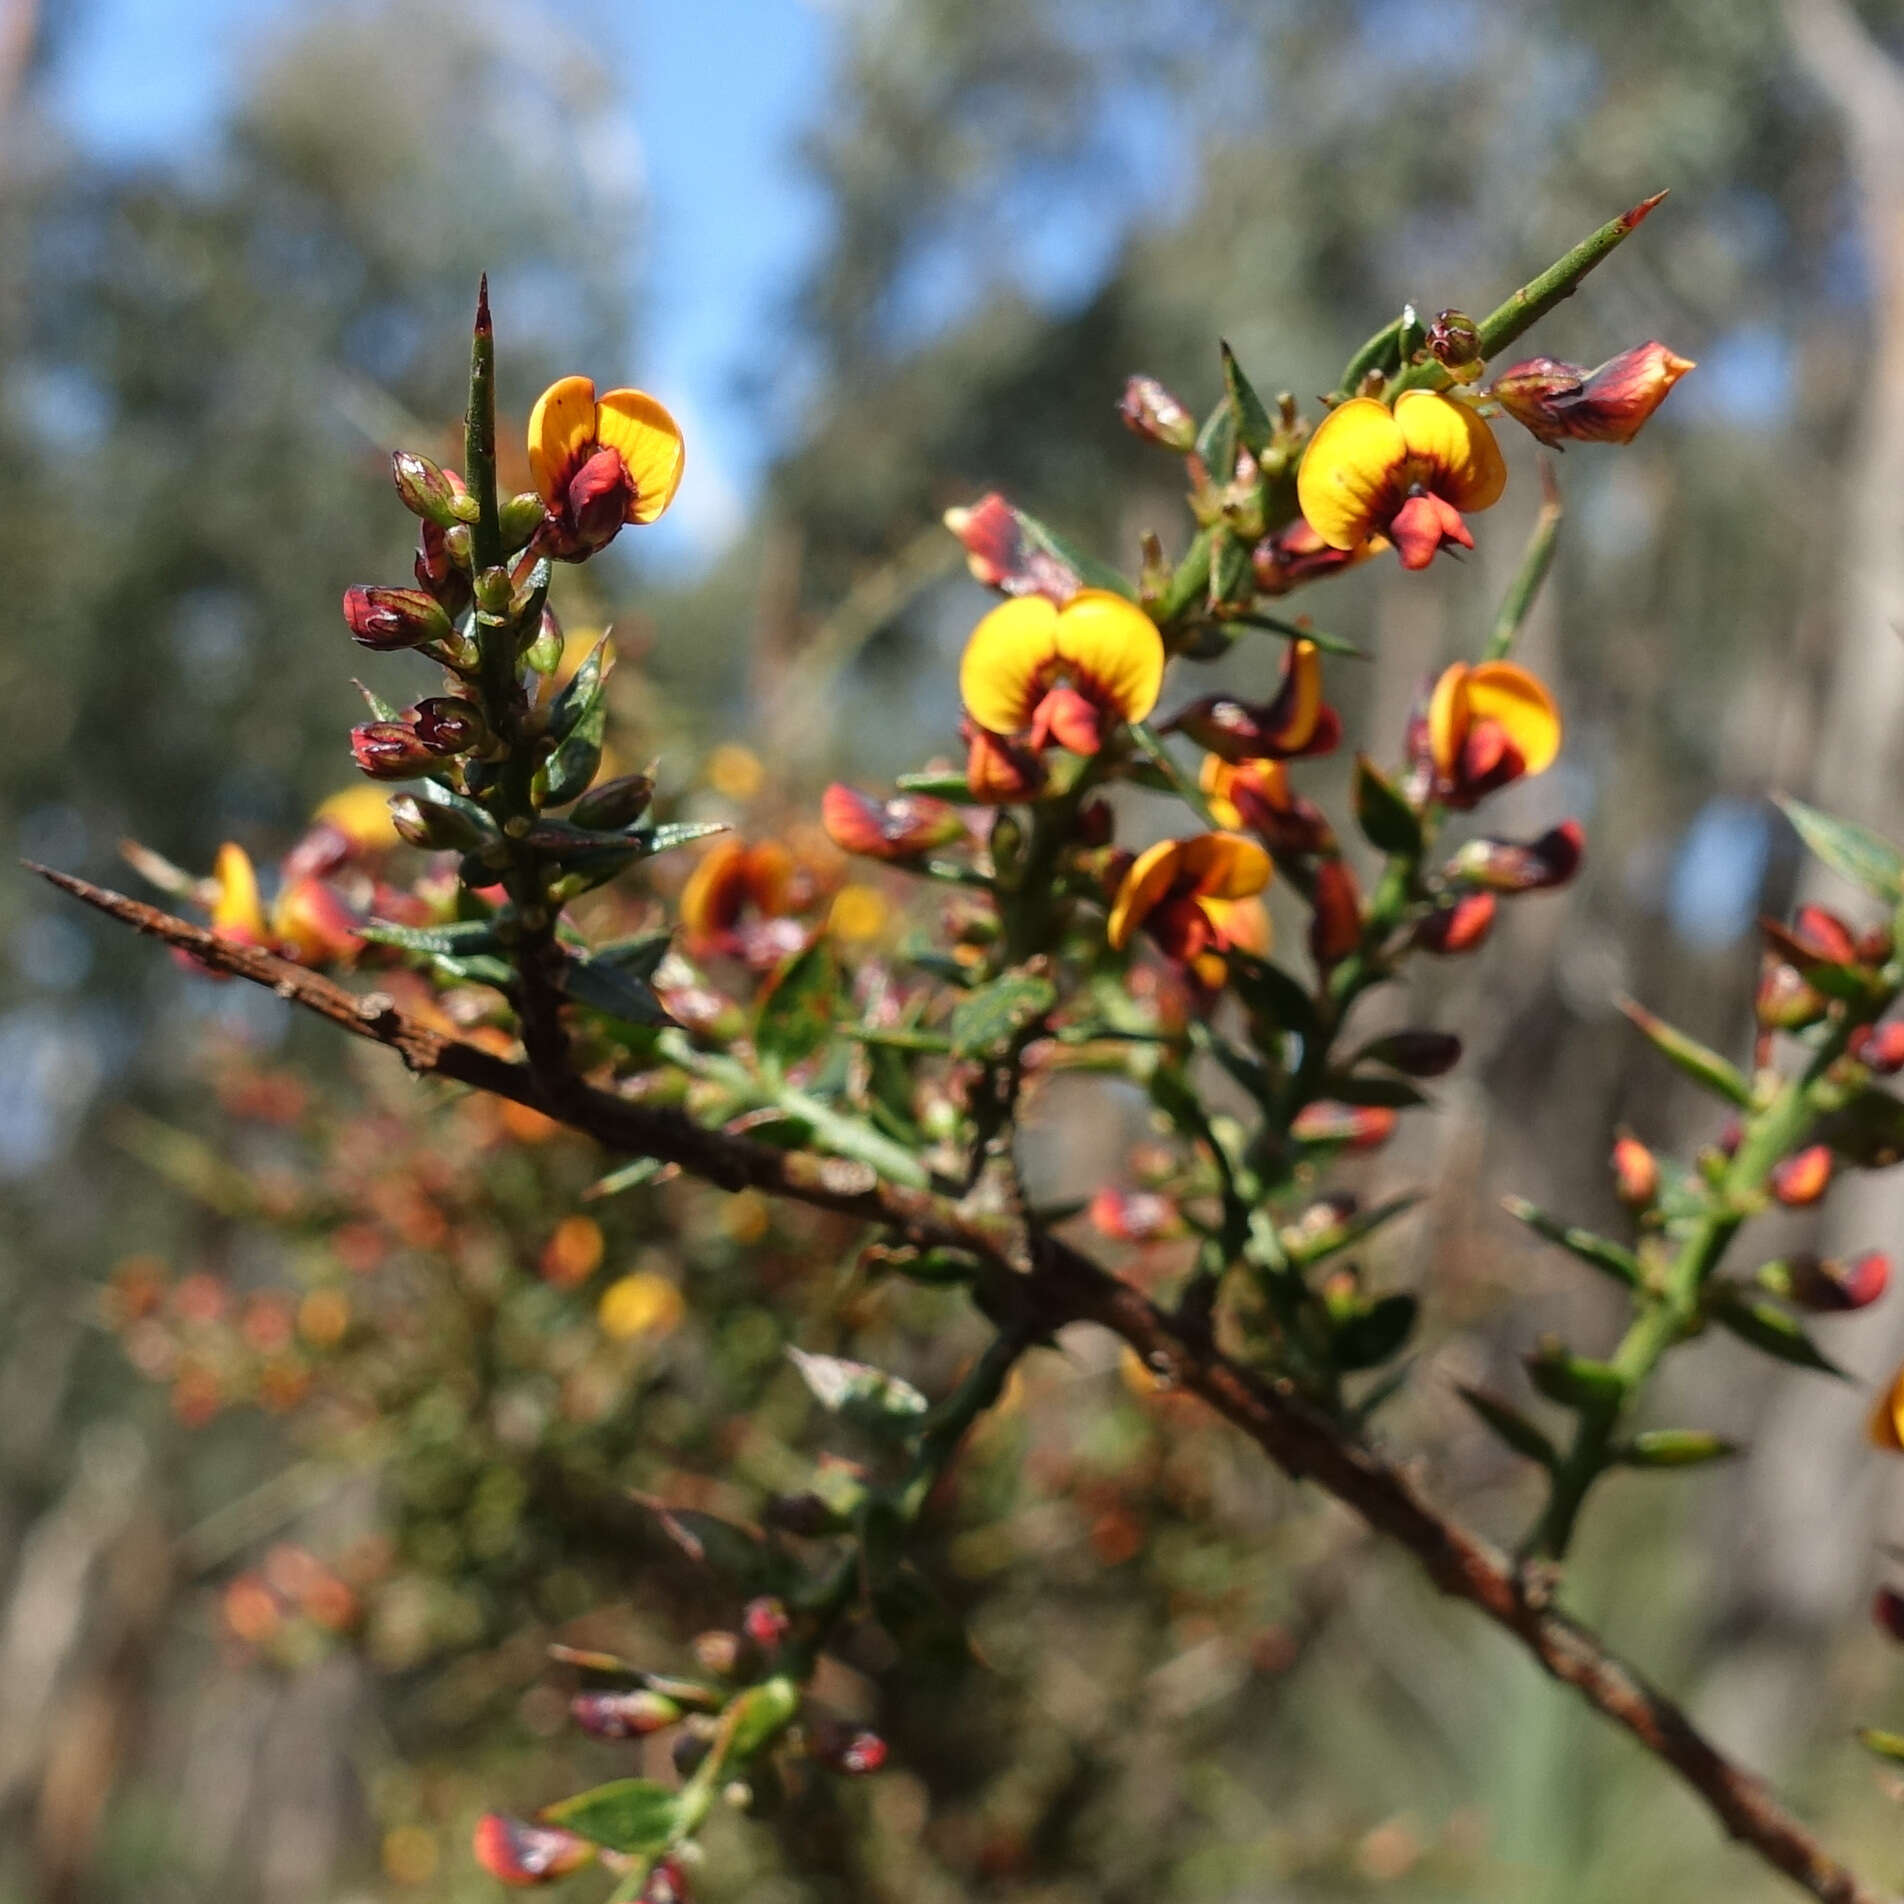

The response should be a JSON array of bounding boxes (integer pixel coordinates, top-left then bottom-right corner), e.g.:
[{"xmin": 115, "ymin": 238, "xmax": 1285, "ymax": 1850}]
[{"xmin": 1699, "ymin": 0, "xmax": 1904, "ymax": 1768}]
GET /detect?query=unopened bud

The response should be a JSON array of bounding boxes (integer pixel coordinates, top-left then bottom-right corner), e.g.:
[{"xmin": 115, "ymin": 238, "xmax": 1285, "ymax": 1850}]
[
  {"xmin": 474, "ymin": 566, "xmax": 513, "ymax": 615},
  {"xmin": 471, "ymin": 1814, "xmax": 594, "ymax": 1887},
  {"xmin": 821, "ymin": 784, "xmax": 965, "ymax": 861},
  {"xmin": 1610, "ymin": 1134, "xmax": 1660, "ymax": 1208},
  {"xmin": 350, "ymin": 722, "xmax": 436, "ymax": 780},
  {"xmin": 1782, "ymin": 1250, "xmax": 1890, "ymax": 1313},
  {"xmin": 1425, "ymin": 310, "xmax": 1483, "ymax": 370},
  {"xmin": 570, "ymin": 1688, "xmax": 683, "ymax": 1739},
  {"xmin": 1118, "ymin": 375, "xmax": 1198, "ymax": 452},
  {"xmin": 1447, "ymin": 821, "xmax": 1584, "ymax": 894},
  {"xmin": 742, "ymin": 1597, "xmax": 791, "ymax": 1649},
  {"xmin": 1088, "ymin": 1187, "xmax": 1183, "ymax": 1242},
  {"xmin": 691, "ymin": 1630, "xmax": 744, "ymax": 1677},
  {"xmin": 524, "ymin": 607, "xmax": 564, "ymax": 677},
  {"xmin": 1853, "ymin": 1022, "xmax": 1904, "ymax": 1074},
  {"xmin": 341, "ymin": 585, "xmax": 451, "ymax": 652},
  {"xmin": 499, "ymin": 491, "xmax": 548, "ymax": 552},
  {"xmin": 1289, "ymin": 1101, "xmax": 1398, "ymax": 1151},
  {"xmin": 1756, "ymin": 957, "xmax": 1827, "ymax": 1032},
  {"xmin": 388, "ymin": 795, "xmax": 487, "ymax": 852},
  {"xmin": 411, "ymin": 697, "xmax": 485, "ymax": 755},
  {"xmin": 1414, "ymin": 891, "xmax": 1496, "ymax": 955},
  {"xmin": 1770, "ymin": 1144, "xmax": 1832, "ymax": 1208},
  {"xmin": 1492, "ymin": 341, "xmax": 1694, "ymax": 447},
  {"xmin": 571, "ymin": 773, "xmax": 656, "ymax": 831},
  {"xmin": 807, "ymin": 1718, "xmax": 888, "ymax": 1775},
  {"xmin": 642, "ymin": 1856, "xmax": 692, "ymax": 1904},
  {"xmin": 390, "ymin": 451, "xmax": 472, "ymax": 528},
  {"xmin": 1308, "ymin": 858, "xmax": 1362, "ymax": 970}
]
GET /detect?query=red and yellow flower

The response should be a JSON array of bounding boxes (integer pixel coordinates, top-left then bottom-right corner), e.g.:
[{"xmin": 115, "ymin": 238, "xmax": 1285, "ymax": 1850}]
[
  {"xmin": 1165, "ymin": 637, "xmax": 1337, "ymax": 763},
  {"xmin": 1420, "ymin": 660, "xmax": 1561, "ymax": 808},
  {"xmin": 527, "ymin": 376, "xmax": 685, "ymax": 560},
  {"xmin": 1107, "ymin": 832, "xmax": 1272, "ymax": 986},
  {"xmin": 680, "ymin": 836, "xmax": 803, "ymax": 962},
  {"xmin": 1297, "ymin": 390, "xmax": 1506, "ymax": 571},
  {"xmin": 960, "ymin": 590, "xmax": 1165, "ymax": 765},
  {"xmin": 204, "ymin": 842, "xmax": 361, "ymax": 965},
  {"xmin": 1199, "ymin": 756, "xmax": 1333, "ymax": 857}
]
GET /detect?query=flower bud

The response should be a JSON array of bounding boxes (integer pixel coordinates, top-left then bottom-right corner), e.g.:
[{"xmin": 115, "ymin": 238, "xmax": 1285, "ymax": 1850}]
[
  {"xmin": 1088, "ymin": 1187, "xmax": 1183, "ymax": 1242},
  {"xmin": 474, "ymin": 566, "xmax": 513, "ymax": 615},
  {"xmin": 499, "ymin": 490, "xmax": 548, "ymax": 552},
  {"xmin": 944, "ymin": 493, "xmax": 1081, "ymax": 602},
  {"xmin": 1118, "ymin": 375, "xmax": 1198, "ymax": 452},
  {"xmin": 691, "ymin": 1630, "xmax": 744, "ymax": 1677},
  {"xmin": 1755, "ymin": 957, "xmax": 1827, "ymax": 1031},
  {"xmin": 807, "ymin": 1718, "xmax": 889, "ymax": 1775},
  {"xmin": 569, "ymin": 1688, "xmax": 683, "ymax": 1739},
  {"xmin": 414, "ymin": 521, "xmax": 473, "ymax": 616},
  {"xmin": 390, "ymin": 451, "xmax": 472, "ymax": 528},
  {"xmin": 1784, "ymin": 1250, "xmax": 1890, "ymax": 1312},
  {"xmin": 571, "ymin": 772, "xmax": 656, "ymax": 831},
  {"xmin": 821, "ymin": 784, "xmax": 966, "ymax": 860},
  {"xmin": 524, "ymin": 606, "xmax": 564, "ymax": 677},
  {"xmin": 1853, "ymin": 1022, "xmax": 1904, "ymax": 1075},
  {"xmin": 1610, "ymin": 1134, "xmax": 1660, "ymax": 1208},
  {"xmin": 1875, "ymin": 1586, "xmax": 1904, "ymax": 1644},
  {"xmin": 341, "ymin": 585, "xmax": 451, "ymax": 652},
  {"xmin": 410, "ymin": 697, "xmax": 485, "ymax": 755},
  {"xmin": 964, "ymin": 722, "xmax": 1047, "ymax": 804},
  {"xmin": 742, "ymin": 1597, "xmax": 791, "ymax": 1649},
  {"xmin": 1425, "ymin": 310, "xmax": 1482, "ymax": 369},
  {"xmin": 1445, "ymin": 821, "xmax": 1583, "ymax": 894},
  {"xmin": 1414, "ymin": 891, "xmax": 1496, "ymax": 955},
  {"xmin": 643, "ymin": 1857, "xmax": 692, "ymax": 1904},
  {"xmin": 350, "ymin": 722, "xmax": 436, "ymax": 780},
  {"xmin": 272, "ymin": 877, "xmax": 362, "ymax": 965},
  {"xmin": 1290, "ymin": 1101, "xmax": 1398, "ymax": 1151},
  {"xmin": 1491, "ymin": 341, "xmax": 1694, "ymax": 447},
  {"xmin": 1308, "ymin": 858, "xmax": 1362, "ymax": 970},
  {"xmin": 388, "ymin": 795, "xmax": 487, "ymax": 852},
  {"xmin": 1770, "ymin": 1144, "xmax": 1832, "ymax": 1208},
  {"xmin": 471, "ymin": 1815, "xmax": 594, "ymax": 1886}
]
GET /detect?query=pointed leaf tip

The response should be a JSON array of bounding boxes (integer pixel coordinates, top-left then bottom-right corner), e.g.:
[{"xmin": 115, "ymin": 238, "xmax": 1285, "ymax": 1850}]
[
  {"xmin": 1625, "ymin": 189, "xmax": 1669, "ymax": 228},
  {"xmin": 476, "ymin": 273, "xmax": 492, "ymax": 332}
]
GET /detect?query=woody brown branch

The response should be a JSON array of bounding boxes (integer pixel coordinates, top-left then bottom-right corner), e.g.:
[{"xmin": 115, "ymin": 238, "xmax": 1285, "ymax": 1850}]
[{"xmin": 32, "ymin": 860, "xmax": 1893, "ymax": 1904}]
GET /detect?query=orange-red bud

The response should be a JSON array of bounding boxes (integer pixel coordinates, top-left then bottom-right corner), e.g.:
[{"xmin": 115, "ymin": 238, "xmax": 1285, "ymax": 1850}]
[
  {"xmin": 1770, "ymin": 1145, "xmax": 1832, "ymax": 1208},
  {"xmin": 1119, "ymin": 375, "xmax": 1197, "ymax": 452},
  {"xmin": 822, "ymin": 784, "xmax": 966, "ymax": 860},
  {"xmin": 1290, "ymin": 1102, "xmax": 1398, "ymax": 1150},
  {"xmin": 471, "ymin": 1815, "xmax": 594, "ymax": 1887},
  {"xmin": 1414, "ymin": 891, "xmax": 1496, "ymax": 955},
  {"xmin": 944, "ymin": 493, "xmax": 1081, "ymax": 603},
  {"xmin": 1610, "ymin": 1134, "xmax": 1660, "ymax": 1208},
  {"xmin": 1308, "ymin": 858, "xmax": 1362, "ymax": 970},
  {"xmin": 1491, "ymin": 341, "xmax": 1694, "ymax": 447}
]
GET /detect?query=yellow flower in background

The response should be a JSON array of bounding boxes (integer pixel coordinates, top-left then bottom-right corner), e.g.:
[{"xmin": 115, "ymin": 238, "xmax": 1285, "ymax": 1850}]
[
  {"xmin": 597, "ymin": 1272, "xmax": 686, "ymax": 1343},
  {"xmin": 959, "ymin": 590, "xmax": 1165, "ymax": 756},
  {"xmin": 209, "ymin": 843, "xmax": 267, "ymax": 944},
  {"xmin": 1298, "ymin": 390, "xmax": 1506, "ymax": 570},
  {"xmin": 527, "ymin": 375, "xmax": 685, "ymax": 558},
  {"xmin": 828, "ymin": 883, "xmax": 890, "ymax": 943},
  {"xmin": 707, "ymin": 742, "xmax": 766, "ymax": 801},
  {"xmin": 313, "ymin": 784, "xmax": 402, "ymax": 855}
]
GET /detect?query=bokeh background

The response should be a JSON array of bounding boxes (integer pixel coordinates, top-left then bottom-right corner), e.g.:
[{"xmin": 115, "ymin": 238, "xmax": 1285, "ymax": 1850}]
[{"xmin": 7, "ymin": 0, "xmax": 1904, "ymax": 1898}]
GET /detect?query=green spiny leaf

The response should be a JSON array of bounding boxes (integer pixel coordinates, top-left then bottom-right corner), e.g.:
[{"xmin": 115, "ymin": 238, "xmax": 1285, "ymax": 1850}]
[{"xmin": 1501, "ymin": 1196, "xmax": 1644, "ymax": 1290}]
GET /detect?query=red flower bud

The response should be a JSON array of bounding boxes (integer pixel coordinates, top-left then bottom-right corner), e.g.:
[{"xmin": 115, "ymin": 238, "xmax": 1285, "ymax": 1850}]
[
  {"xmin": 1786, "ymin": 1250, "xmax": 1890, "ymax": 1313},
  {"xmin": 1791, "ymin": 905, "xmax": 1860, "ymax": 965},
  {"xmin": 1874, "ymin": 1586, "xmax": 1904, "ymax": 1644},
  {"xmin": 1308, "ymin": 858, "xmax": 1362, "ymax": 970},
  {"xmin": 742, "ymin": 1596, "xmax": 790, "ymax": 1649},
  {"xmin": 1118, "ymin": 375, "xmax": 1198, "ymax": 452},
  {"xmin": 822, "ymin": 784, "xmax": 967, "ymax": 861},
  {"xmin": 564, "ymin": 447, "xmax": 638, "ymax": 557},
  {"xmin": 410, "ymin": 697, "xmax": 484, "ymax": 755},
  {"xmin": 1088, "ymin": 1187, "xmax": 1183, "ymax": 1242},
  {"xmin": 1290, "ymin": 1102, "xmax": 1398, "ymax": 1151},
  {"xmin": 1853, "ymin": 1022, "xmax": 1904, "ymax": 1075},
  {"xmin": 643, "ymin": 1856, "xmax": 692, "ymax": 1904},
  {"xmin": 349, "ymin": 722, "xmax": 436, "ymax": 780},
  {"xmin": 1491, "ymin": 341, "xmax": 1694, "ymax": 447},
  {"xmin": 471, "ymin": 1815, "xmax": 594, "ymax": 1887},
  {"xmin": 943, "ymin": 493, "xmax": 1081, "ymax": 603},
  {"xmin": 1610, "ymin": 1134, "xmax": 1660, "ymax": 1208},
  {"xmin": 569, "ymin": 1688, "xmax": 683, "ymax": 1739},
  {"xmin": 1770, "ymin": 1144, "xmax": 1832, "ymax": 1208},
  {"xmin": 1414, "ymin": 891, "xmax": 1496, "ymax": 955},
  {"xmin": 1447, "ymin": 821, "xmax": 1584, "ymax": 894},
  {"xmin": 964, "ymin": 721, "xmax": 1048, "ymax": 804},
  {"xmin": 1425, "ymin": 309, "xmax": 1482, "ymax": 369},
  {"xmin": 1250, "ymin": 519, "xmax": 1372, "ymax": 596},
  {"xmin": 808, "ymin": 1718, "xmax": 889, "ymax": 1775},
  {"xmin": 341, "ymin": 585, "xmax": 451, "ymax": 652},
  {"xmin": 1756, "ymin": 957, "xmax": 1827, "ymax": 1032}
]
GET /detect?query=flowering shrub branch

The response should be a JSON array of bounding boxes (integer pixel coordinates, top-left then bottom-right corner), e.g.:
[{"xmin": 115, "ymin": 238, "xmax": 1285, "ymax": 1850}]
[{"xmin": 43, "ymin": 190, "xmax": 1904, "ymax": 1904}]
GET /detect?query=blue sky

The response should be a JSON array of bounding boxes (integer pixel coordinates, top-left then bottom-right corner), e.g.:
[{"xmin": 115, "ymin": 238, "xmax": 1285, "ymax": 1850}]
[{"xmin": 45, "ymin": 0, "xmax": 840, "ymax": 569}]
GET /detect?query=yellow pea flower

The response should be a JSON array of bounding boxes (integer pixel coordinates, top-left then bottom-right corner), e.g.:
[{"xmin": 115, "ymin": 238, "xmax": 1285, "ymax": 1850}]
[
  {"xmin": 527, "ymin": 375, "xmax": 685, "ymax": 559},
  {"xmin": 1297, "ymin": 390, "xmax": 1506, "ymax": 570}
]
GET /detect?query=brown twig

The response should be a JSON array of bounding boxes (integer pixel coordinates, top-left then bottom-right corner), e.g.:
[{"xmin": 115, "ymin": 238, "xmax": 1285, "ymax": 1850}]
[{"xmin": 33, "ymin": 860, "xmax": 1894, "ymax": 1904}]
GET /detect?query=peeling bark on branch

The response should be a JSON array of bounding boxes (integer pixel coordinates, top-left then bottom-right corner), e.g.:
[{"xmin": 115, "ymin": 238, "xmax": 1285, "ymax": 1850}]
[{"xmin": 33, "ymin": 861, "xmax": 1894, "ymax": 1904}]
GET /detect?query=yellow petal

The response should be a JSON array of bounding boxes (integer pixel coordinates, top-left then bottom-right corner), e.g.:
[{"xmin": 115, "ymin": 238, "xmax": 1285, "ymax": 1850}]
[
  {"xmin": 1199, "ymin": 755, "xmax": 1241, "ymax": 828},
  {"xmin": 681, "ymin": 836, "xmax": 747, "ymax": 942},
  {"xmin": 527, "ymin": 375, "xmax": 599, "ymax": 507},
  {"xmin": 1107, "ymin": 838, "xmax": 1185, "ymax": 950},
  {"xmin": 1870, "ymin": 1365, "xmax": 1904, "ymax": 1452},
  {"xmin": 594, "ymin": 388, "xmax": 686, "ymax": 524},
  {"xmin": 314, "ymin": 784, "xmax": 400, "ymax": 853},
  {"xmin": 1053, "ymin": 589, "xmax": 1165, "ymax": 725},
  {"xmin": 959, "ymin": 597, "xmax": 1061, "ymax": 735},
  {"xmin": 1465, "ymin": 661, "xmax": 1561, "ymax": 776},
  {"xmin": 1427, "ymin": 663, "xmax": 1471, "ymax": 779},
  {"xmin": 1203, "ymin": 893, "xmax": 1273, "ymax": 957},
  {"xmin": 1394, "ymin": 390, "xmax": 1506, "ymax": 513},
  {"xmin": 1177, "ymin": 831, "xmax": 1273, "ymax": 901},
  {"xmin": 210, "ymin": 842, "xmax": 266, "ymax": 939},
  {"xmin": 1296, "ymin": 398, "xmax": 1408, "ymax": 551}
]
